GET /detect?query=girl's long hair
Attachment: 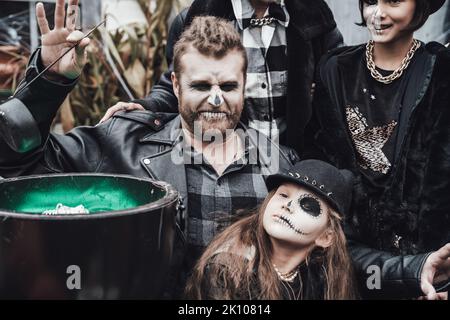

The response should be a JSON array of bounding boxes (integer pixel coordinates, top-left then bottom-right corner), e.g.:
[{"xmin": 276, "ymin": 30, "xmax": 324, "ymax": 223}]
[{"xmin": 185, "ymin": 190, "xmax": 358, "ymax": 300}]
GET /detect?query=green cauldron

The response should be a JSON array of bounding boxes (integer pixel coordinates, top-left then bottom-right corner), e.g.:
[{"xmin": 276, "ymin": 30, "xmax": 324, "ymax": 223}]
[{"xmin": 0, "ymin": 174, "xmax": 179, "ymax": 299}]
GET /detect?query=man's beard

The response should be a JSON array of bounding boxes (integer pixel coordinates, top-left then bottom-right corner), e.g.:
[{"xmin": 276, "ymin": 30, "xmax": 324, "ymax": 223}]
[{"xmin": 179, "ymin": 99, "xmax": 242, "ymax": 140}]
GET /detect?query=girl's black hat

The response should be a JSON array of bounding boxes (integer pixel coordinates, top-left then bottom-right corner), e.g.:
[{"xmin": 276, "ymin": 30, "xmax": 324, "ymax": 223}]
[{"xmin": 266, "ymin": 160, "xmax": 354, "ymax": 216}]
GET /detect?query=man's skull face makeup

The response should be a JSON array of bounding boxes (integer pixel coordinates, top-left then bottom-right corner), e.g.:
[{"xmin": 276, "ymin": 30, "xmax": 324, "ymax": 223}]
[
  {"xmin": 173, "ymin": 47, "xmax": 245, "ymax": 138},
  {"xmin": 207, "ymin": 86, "xmax": 225, "ymax": 107},
  {"xmin": 263, "ymin": 183, "xmax": 330, "ymax": 248},
  {"xmin": 363, "ymin": 0, "xmax": 416, "ymax": 44}
]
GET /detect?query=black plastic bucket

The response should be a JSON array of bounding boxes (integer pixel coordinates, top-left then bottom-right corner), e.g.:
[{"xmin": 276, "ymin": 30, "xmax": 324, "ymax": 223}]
[{"xmin": 0, "ymin": 173, "xmax": 179, "ymax": 299}]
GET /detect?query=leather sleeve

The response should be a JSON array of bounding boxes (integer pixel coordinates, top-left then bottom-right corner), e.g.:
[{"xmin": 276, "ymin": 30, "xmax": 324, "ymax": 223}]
[
  {"xmin": 0, "ymin": 49, "xmax": 108, "ymax": 177},
  {"xmin": 345, "ymin": 222, "xmax": 431, "ymax": 299},
  {"xmin": 14, "ymin": 49, "xmax": 77, "ymax": 143}
]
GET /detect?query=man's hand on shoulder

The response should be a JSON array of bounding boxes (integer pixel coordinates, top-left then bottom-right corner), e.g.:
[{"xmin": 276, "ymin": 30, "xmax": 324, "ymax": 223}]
[{"xmin": 98, "ymin": 102, "xmax": 145, "ymax": 124}]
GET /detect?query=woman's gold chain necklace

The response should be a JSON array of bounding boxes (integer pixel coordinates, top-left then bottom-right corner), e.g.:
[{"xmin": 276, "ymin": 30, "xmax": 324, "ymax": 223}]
[{"xmin": 366, "ymin": 39, "xmax": 421, "ymax": 84}]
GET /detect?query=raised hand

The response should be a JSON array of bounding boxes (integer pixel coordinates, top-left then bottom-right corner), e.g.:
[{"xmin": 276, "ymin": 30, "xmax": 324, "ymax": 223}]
[
  {"xmin": 37, "ymin": 0, "xmax": 90, "ymax": 79},
  {"xmin": 420, "ymin": 243, "xmax": 450, "ymax": 300}
]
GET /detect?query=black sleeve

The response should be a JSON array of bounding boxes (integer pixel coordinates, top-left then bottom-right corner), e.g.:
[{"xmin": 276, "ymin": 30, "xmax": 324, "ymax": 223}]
[
  {"xmin": 345, "ymin": 222, "xmax": 431, "ymax": 299},
  {"xmin": 302, "ymin": 56, "xmax": 333, "ymax": 161},
  {"xmin": 165, "ymin": 8, "xmax": 189, "ymax": 67},
  {"xmin": 322, "ymin": 26, "xmax": 345, "ymax": 51},
  {"xmin": 0, "ymin": 49, "xmax": 110, "ymax": 178},
  {"xmin": 131, "ymin": 9, "xmax": 188, "ymax": 113}
]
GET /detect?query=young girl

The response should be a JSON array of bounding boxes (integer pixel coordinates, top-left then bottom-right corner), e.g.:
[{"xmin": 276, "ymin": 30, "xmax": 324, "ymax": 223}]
[
  {"xmin": 185, "ymin": 160, "xmax": 358, "ymax": 300},
  {"xmin": 305, "ymin": 0, "xmax": 450, "ymax": 299}
]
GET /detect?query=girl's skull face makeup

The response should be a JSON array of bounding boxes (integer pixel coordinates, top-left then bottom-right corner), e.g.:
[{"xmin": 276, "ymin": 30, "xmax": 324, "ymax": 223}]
[
  {"xmin": 363, "ymin": 0, "xmax": 416, "ymax": 44},
  {"xmin": 297, "ymin": 194, "xmax": 322, "ymax": 218},
  {"xmin": 263, "ymin": 183, "xmax": 330, "ymax": 248}
]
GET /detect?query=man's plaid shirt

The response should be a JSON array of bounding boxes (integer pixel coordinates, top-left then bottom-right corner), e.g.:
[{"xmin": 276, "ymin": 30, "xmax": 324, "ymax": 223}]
[
  {"xmin": 184, "ymin": 133, "xmax": 268, "ymax": 252},
  {"xmin": 231, "ymin": 0, "xmax": 290, "ymax": 141}
]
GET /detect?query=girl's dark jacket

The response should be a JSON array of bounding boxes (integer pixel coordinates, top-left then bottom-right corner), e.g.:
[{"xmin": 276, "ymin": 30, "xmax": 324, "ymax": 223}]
[
  {"xmin": 133, "ymin": 0, "xmax": 343, "ymax": 155},
  {"xmin": 305, "ymin": 42, "xmax": 450, "ymax": 299}
]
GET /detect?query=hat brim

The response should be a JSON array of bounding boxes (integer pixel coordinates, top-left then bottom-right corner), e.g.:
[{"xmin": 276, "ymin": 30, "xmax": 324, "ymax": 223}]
[{"xmin": 265, "ymin": 174, "xmax": 342, "ymax": 214}]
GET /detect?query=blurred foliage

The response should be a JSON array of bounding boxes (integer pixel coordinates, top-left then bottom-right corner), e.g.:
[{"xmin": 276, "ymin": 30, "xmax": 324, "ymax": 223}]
[
  {"xmin": 0, "ymin": 0, "xmax": 182, "ymax": 125},
  {"xmin": 1, "ymin": 8, "xmax": 35, "ymax": 101},
  {"xmin": 68, "ymin": 0, "xmax": 182, "ymax": 127},
  {"xmin": 0, "ymin": 46, "xmax": 28, "ymax": 101}
]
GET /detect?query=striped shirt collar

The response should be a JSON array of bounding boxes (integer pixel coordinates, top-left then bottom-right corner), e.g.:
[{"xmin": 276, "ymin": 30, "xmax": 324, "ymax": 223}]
[{"xmin": 231, "ymin": 0, "xmax": 290, "ymax": 30}]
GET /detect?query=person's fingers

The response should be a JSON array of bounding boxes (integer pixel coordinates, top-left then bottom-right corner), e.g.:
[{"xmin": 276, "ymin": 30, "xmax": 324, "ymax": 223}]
[
  {"xmin": 433, "ymin": 272, "xmax": 449, "ymax": 284},
  {"xmin": 78, "ymin": 37, "xmax": 90, "ymax": 48},
  {"xmin": 36, "ymin": 3, "xmax": 50, "ymax": 35},
  {"xmin": 98, "ymin": 103, "xmax": 143, "ymax": 124},
  {"xmin": 66, "ymin": 30, "xmax": 84, "ymax": 42},
  {"xmin": 421, "ymin": 278, "xmax": 438, "ymax": 300},
  {"xmin": 433, "ymin": 257, "xmax": 450, "ymax": 283},
  {"xmin": 435, "ymin": 243, "xmax": 450, "ymax": 262},
  {"xmin": 66, "ymin": 0, "xmax": 79, "ymax": 31},
  {"xmin": 421, "ymin": 259, "xmax": 437, "ymax": 298},
  {"xmin": 66, "ymin": 30, "xmax": 88, "ymax": 67},
  {"xmin": 124, "ymin": 103, "xmax": 145, "ymax": 111},
  {"xmin": 99, "ymin": 104, "xmax": 121, "ymax": 124},
  {"xmin": 75, "ymin": 44, "xmax": 88, "ymax": 69},
  {"xmin": 77, "ymin": 38, "xmax": 90, "ymax": 59},
  {"xmin": 98, "ymin": 112, "xmax": 112, "ymax": 124},
  {"xmin": 445, "ymin": 258, "xmax": 450, "ymax": 278},
  {"xmin": 436, "ymin": 292, "xmax": 448, "ymax": 300},
  {"xmin": 65, "ymin": 1, "xmax": 78, "ymax": 32},
  {"xmin": 98, "ymin": 116, "xmax": 107, "ymax": 125},
  {"xmin": 54, "ymin": 0, "xmax": 66, "ymax": 29}
]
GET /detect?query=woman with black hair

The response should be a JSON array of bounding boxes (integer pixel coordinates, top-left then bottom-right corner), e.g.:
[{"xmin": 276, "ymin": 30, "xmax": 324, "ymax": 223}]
[{"xmin": 305, "ymin": 0, "xmax": 450, "ymax": 299}]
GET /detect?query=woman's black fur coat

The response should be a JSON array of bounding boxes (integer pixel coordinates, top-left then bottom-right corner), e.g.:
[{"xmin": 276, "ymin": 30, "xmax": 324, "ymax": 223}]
[{"xmin": 305, "ymin": 42, "xmax": 450, "ymax": 298}]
